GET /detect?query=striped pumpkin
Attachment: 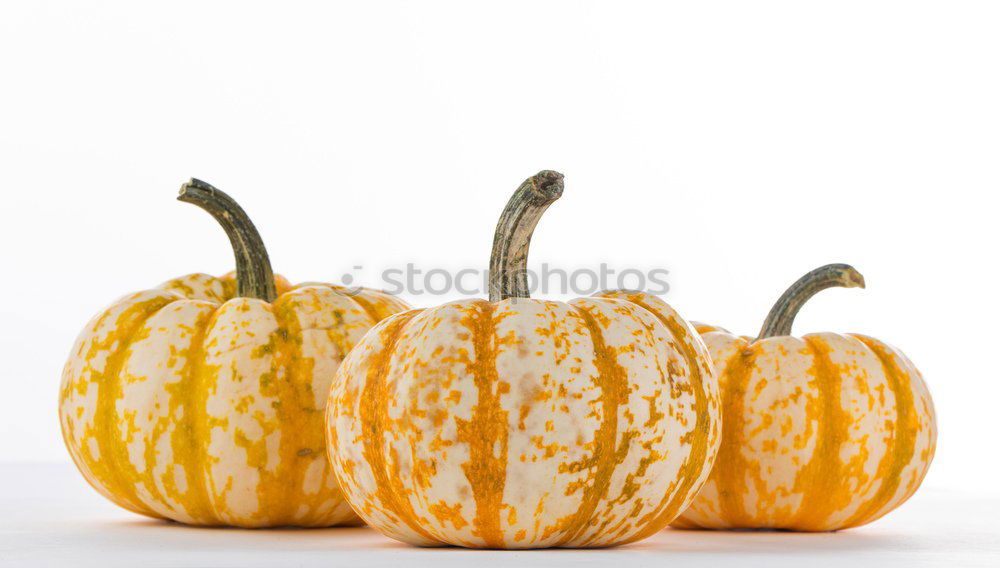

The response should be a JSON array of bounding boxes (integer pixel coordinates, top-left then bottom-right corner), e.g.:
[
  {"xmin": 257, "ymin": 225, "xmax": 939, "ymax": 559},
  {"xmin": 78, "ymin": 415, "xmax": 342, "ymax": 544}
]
[
  {"xmin": 58, "ymin": 180, "xmax": 408, "ymax": 527},
  {"xmin": 326, "ymin": 171, "xmax": 721, "ymax": 548},
  {"xmin": 672, "ymin": 264, "xmax": 937, "ymax": 531}
]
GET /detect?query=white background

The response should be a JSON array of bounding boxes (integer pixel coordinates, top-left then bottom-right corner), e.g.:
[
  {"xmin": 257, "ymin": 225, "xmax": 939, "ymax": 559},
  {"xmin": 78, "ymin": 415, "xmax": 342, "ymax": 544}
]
[{"xmin": 1, "ymin": 0, "xmax": 997, "ymax": 536}]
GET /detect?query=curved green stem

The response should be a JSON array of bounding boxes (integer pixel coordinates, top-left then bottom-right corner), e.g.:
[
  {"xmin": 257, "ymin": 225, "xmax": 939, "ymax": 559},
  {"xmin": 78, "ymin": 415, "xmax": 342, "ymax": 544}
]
[
  {"xmin": 757, "ymin": 263, "xmax": 865, "ymax": 339},
  {"xmin": 177, "ymin": 178, "xmax": 277, "ymax": 302},
  {"xmin": 488, "ymin": 170, "xmax": 564, "ymax": 302}
]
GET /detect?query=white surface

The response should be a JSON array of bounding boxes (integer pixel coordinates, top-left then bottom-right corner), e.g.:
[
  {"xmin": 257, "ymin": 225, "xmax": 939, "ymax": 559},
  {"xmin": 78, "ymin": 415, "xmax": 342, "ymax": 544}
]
[
  {"xmin": 1, "ymin": 463, "xmax": 997, "ymax": 567},
  {"xmin": 1, "ymin": 0, "xmax": 998, "ymax": 518}
]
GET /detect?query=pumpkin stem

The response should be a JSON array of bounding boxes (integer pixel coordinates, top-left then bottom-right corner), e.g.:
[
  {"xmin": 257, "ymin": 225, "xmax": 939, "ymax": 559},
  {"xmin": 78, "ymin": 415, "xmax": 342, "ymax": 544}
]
[
  {"xmin": 177, "ymin": 178, "xmax": 278, "ymax": 302},
  {"xmin": 488, "ymin": 170, "xmax": 564, "ymax": 302},
  {"xmin": 757, "ymin": 263, "xmax": 865, "ymax": 339}
]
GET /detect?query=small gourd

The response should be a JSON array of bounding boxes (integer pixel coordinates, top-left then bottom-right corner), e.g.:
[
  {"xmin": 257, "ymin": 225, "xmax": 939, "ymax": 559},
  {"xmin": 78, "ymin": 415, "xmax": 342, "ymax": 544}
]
[
  {"xmin": 669, "ymin": 264, "xmax": 937, "ymax": 531},
  {"xmin": 59, "ymin": 179, "xmax": 409, "ymax": 527},
  {"xmin": 326, "ymin": 171, "xmax": 721, "ymax": 548}
]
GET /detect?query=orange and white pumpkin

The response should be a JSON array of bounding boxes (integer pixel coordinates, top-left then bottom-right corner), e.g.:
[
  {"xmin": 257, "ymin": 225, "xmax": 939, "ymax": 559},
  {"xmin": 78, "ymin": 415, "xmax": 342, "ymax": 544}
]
[
  {"xmin": 58, "ymin": 179, "xmax": 409, "ymax": 527},
  {"xmin": 326, "ymin": 171, "xmax": 721, "ymax": 548},
  {"xmin": 672, "ymin": 264, "xmax": 936, "ymax": 531}
]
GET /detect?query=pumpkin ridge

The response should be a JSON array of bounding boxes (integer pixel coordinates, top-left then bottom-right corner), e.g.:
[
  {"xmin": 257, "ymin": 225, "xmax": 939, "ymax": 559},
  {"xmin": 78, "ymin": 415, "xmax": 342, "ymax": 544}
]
[
  {"xmin": 557, "ymin": 304, "xmax": 630, "ymax": 546},
  {"xmin": 792, "ymin": 336, "xmax": 850, "ymax": 530},
  {"xmin": 116, "ymin": 304, "xmax": 205, "ymax": 520},
  {"xmin": 197, "ymin": 304, "xmax": 244, "ymax": 525},
  {"xmin": 262, "ymin": 296, "xmax": 312, "ymax": 525},
  {"xmin": 623, "ymin": 300, "xmax": 713, "ymax": 542},
  {"xmin": 715, "ymin": 340, "xmax": 757, "ymax": 526},
  {"xmin": 454, "ymin": 300, "xmax": 509, "ymax": 548},
  {"xmin": 126, "ymin": 299, "xmax": 218, "ymax": 523},
  {"xmin": 344, "ymin": 291, "xmax": 383, "ymax": 326},
  {"xmin": 358, "ymin": 311, "xmax": 440, "ymax": 543},
  {"xmin": 168, "ymin": 303, "xmax": 217, "ymax": 524},
  {"xmin": 841, "ymin": 335, "xmax": 919, "ymax": 528},
  {"xmin": 86, "ymin": 295, "xmax": 179, "ymax": 517}
]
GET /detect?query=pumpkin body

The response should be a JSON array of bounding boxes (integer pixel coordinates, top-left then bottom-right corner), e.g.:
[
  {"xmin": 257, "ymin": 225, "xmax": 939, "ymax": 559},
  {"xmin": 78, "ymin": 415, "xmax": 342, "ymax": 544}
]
[
  {"xmin": 672, "ymin": 327, "xmax": 936, "ymax": 531},
  {"xmin": 326, "ymin": 295, "xmax": 721, "ymax": 548},
  {"xmin": 59, "ymin": 272, "xmax": 409, "ymax": 527}
]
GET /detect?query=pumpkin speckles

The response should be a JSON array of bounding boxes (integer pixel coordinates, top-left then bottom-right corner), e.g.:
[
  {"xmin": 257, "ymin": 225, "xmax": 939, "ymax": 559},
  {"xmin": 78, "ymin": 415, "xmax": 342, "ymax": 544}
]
[{"xmin": 325, "ymin": 171, "xmax": 720, "ymax": 548}]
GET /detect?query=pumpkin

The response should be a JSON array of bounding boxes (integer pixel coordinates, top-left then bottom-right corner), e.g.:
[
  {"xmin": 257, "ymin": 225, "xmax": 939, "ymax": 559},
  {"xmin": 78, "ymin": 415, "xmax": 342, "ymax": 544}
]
[
  {"xmin": 667, "ymin": 264, "xmax": 937, "ymax": 531},
  {"xmin": 326, "ymin": 171, "xmax": 721, "ymax": 548},
  {"xmin": 58, "ymin": 179, "xmax": 409, "ymax": 527}
]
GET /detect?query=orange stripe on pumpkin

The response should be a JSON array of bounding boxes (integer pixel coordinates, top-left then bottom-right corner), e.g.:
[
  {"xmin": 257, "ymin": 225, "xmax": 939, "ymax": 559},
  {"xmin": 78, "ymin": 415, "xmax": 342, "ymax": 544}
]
[
  {"xmin": 792, "ymin": 336, "xmax": 851, "ymax": 530},
  {"xmin": 171, "ymin": 303, "xmax": 217, "ymax": 524},
  {"xmin": 265, "ymin": 295, "xmax": 321, "ymax": 524},
  {"xmin": 347, "ymin": 292, "xmax": 387, "ymax": 326},
  {"xmin": 454, "ymin": 300, "xmax": 509, "ymax": 548},
  {"xmin": 86, "ymin": 296, "xmax": 177, "ymax": 517},
  {"xmin": 715, "ymin": 340, "xmax": 757, "ymax": 526}
]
